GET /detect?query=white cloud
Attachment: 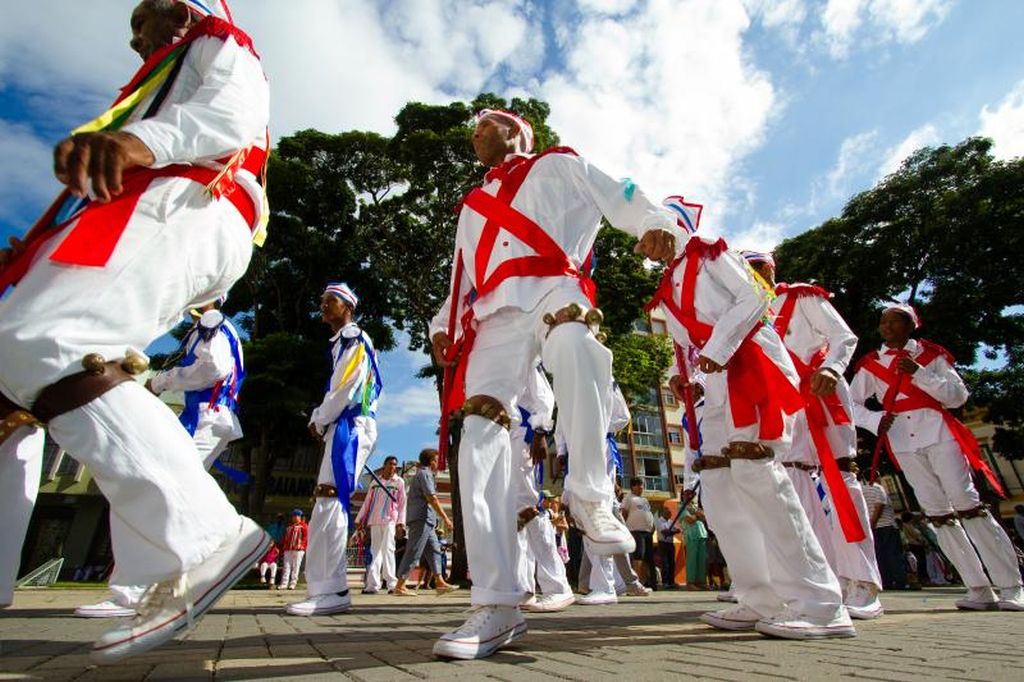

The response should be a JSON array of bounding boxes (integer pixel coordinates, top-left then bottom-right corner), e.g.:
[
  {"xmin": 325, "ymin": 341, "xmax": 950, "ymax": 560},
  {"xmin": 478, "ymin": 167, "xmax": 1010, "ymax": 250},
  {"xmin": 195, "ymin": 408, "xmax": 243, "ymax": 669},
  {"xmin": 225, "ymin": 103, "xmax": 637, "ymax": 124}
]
[
  {"xmin": 0, "ymin": 1, "xmax": 781, "ymax": 242},
  {"xmin": 0, "ymin": 120, "xmax": 60, "ymax": 225},
  {"xmin": 731, "ymin": 220, "xmax": 786, "ymax": 252},
  {"xmin": 827, "ymin": 130, "xmax": 880, "ymax": 195},
  {"xmin": 542, "ymin": 0, "xmax": 777, "ymax": 236},
  {"xmin": 376, "ymin": 382, "xmax": 440, "ymax": 427},
  {"xmin": 979, "ymin": 80, "xmax": 1024, "ymax": 161},
  {"xmin": 878, "ymin": 123, "xmax": 940, "ymax": 177},
  {"xmin": 819, "ymin": 0, "xmax": 954, "ymax": 58}
]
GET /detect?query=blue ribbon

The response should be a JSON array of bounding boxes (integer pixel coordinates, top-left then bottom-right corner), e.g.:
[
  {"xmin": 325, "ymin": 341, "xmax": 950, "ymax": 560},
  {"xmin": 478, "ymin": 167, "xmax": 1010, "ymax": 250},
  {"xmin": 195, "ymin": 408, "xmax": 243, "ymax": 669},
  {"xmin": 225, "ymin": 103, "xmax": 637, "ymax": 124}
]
[
  {"xmin": 329, "ymin": 404, "xmax": 363, "ymax": 514},
  {"xmin": 606, "ymin": 433, "xmax": 623, "ymax": 474}
]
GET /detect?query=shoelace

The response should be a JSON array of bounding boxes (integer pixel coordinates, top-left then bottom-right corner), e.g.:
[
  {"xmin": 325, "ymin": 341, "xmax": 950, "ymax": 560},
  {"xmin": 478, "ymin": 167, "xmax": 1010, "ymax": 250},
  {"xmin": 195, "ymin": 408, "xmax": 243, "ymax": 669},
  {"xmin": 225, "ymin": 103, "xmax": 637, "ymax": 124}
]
[
  {"xmin": 579, "ymin": 500, "xmax": 618, "ymax": 533},
  {"xmin": 134, "ymin": 574, "xmax": 193, "ymax": 628},
  {"xmin": 453, "ymin": 607, "xmax": 493, "ymax": 636}
]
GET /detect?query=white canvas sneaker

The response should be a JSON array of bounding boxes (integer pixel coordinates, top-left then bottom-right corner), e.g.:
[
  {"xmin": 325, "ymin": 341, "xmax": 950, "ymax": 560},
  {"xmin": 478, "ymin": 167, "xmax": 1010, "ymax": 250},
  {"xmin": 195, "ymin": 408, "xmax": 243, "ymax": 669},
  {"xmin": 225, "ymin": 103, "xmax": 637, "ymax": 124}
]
[
  {"xmin": 996, "ymin": 585, "xmax": 1024, "ymax": 611},
  {"xmin": 521, "ymin": 592, "xmax": 575, "ymax": 612},
  {"xmin": 844, "ymin": 581, "xmax": 884, "ymax": 620},
  {"xmin": 955, "ymin": 586, "xmax": 999, "ymax": 611},
  {"xmin": 74, "ymin": 600, "xmax": 136, "ymax": 619},
  {"xmin": 285, "ymin": 591, "xmax": 352, "ymax": 616},
  {"xmin": 91, "ymin": 516, "xmax": 270, "ymax": 664},
  {"xmin": 700, "ymin": 604, "xmax": 762, "ymax": 631},
  {"xmin": 716, "ymin": 589, "xmax": 738, "ymax": 603},
  {"xmin": 754, "ymin": 606, "xmax": 856, "ymax": 640},
  {"xmin": 432, "ymin": 606, "xmax": 527, "ymax": 659},
  {"xmin": 571, "ymin": 498, "xmax": 634, "ymax": 556},
  {"xmin": 576, "ymin": 590, "xmax": 618, "ymax": 606}
]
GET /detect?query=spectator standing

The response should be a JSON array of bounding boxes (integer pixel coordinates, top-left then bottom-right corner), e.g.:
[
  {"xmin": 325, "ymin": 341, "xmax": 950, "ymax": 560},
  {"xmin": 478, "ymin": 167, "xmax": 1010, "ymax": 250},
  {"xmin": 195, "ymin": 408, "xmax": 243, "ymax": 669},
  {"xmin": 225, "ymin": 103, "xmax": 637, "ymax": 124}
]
[
  {"xmin": 266, "ymin": 514, "xmax": 287, "ymax": 546},
  {"xmin": 280, "ymin": 509, "xmax": 309, "ymax": 590},
  {"xmin": 393, "ymin": 449, "xmax": 457, "ymax": 596},
  {"xmin": 862, "ymin": 479, "xmax": 906, "ymax": 590},
  {"xmin": 656, "ymin": 508, "xmax": 681, "ymax": 588},
  {"xmin": 683, "ymin": 500, "xmax": 709, "ymax": 589},
  {"xmin": 355, "ymin": 455, "xmax": 407, "ymax": 594},
  {"xmin": 706, "ymin": 531, "xmax": 728, "ymax": 590},
  {"xmin": 621, "ymin": 477, "xmax": 657, "ymax": 589}
]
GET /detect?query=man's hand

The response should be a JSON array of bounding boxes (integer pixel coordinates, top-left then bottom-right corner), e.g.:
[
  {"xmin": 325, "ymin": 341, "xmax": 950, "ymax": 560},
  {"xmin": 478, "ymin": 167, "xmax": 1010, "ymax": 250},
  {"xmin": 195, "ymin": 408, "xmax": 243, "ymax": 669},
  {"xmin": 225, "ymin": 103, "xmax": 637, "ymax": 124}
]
[
  {"xmin": 432, "ymin": 332, "xmax": 456, "ymax": 368},
  {"xmin": 670, "ymin": 374, "xmax": 705, "ymax": 401},
  {"xmin": 697, "ymin": 355, "xmax": 725, "ymax": 373},
  {"xmin": 396, "ymin": 523, "xmax": 406, "ymax": 539},
  {"xmin": 897, "ymin": 357, "xmax": 920, "ymax": 375},
  {"xmin": 308, "ymin": 422, "xmax": 323, "ymax": 441},
  {"xmin": 809, "ymin": 368, "xmax": 839, "ymax": 397},
  {"xmin": 53, "ymin": 131, "xmax": 155, "ymax": 202},
  {"xmin": 530, "ymin": 430, "xmax": 549, "ymax": 466},
  {"xmin": 442, "ymin": 515, "xmax": 453, "ymax": 530},
  {"xmin": 634, "ymin": 229, "xmax": 676, "ymax": 263},
  {"xmin": 878, "ymin": 412, "xmax": 896, "ymax": 436}
]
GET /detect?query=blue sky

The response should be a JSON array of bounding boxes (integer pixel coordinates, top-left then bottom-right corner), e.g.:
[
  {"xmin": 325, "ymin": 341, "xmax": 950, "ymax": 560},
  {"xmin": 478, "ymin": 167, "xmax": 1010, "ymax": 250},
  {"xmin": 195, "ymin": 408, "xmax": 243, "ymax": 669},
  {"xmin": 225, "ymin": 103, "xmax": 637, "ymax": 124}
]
[{"xmin": 2, "ymin": 0, "xmax": 1023, "ymax": 467}]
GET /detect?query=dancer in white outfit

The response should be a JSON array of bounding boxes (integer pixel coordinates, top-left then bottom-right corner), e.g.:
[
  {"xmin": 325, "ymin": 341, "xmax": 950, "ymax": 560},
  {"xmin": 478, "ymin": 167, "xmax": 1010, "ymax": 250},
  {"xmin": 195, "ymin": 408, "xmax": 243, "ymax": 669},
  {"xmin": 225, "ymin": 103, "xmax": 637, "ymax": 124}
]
[
  {"xmin": 850, "ymin": 304, "xmax": 1023, "ymax": 612},
  {"xmin": 647, "ymin": 196, "xmax": 853, "ymax": 640},
  {"xmin": 287, "ymin": 282, "xmax": 381, "ymax": 616},
  {"xmin": 744, "ymin": 251, "xmax": 883, "ymax": 620},
  {"xmin": 429, "ymin": 109, "xmax": 681, "ymax": 659},
  {"xmin": 0, "ymin": 0, "xmax": 270, "ymax": 663}
]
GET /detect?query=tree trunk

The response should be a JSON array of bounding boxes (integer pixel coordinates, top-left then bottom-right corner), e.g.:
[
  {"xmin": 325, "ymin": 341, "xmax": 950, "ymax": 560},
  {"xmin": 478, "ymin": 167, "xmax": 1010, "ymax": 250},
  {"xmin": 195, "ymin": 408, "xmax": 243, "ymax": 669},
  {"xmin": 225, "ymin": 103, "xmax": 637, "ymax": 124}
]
[
  {"xmin": 446, "ymin": 411, "xmax": 470, "ymax": 585},
  {"xmin": 247, "ymin": 426, "xmax": 272, "ymax": 520}
]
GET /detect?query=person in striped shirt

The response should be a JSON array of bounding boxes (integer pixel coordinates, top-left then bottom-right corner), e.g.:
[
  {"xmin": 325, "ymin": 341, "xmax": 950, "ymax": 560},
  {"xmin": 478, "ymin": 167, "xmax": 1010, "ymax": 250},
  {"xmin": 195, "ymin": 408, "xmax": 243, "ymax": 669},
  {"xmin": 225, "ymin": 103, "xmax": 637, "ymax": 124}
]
[{"xmin": 355, "ymin": 456, "xmax": 407, "ymax": 594}]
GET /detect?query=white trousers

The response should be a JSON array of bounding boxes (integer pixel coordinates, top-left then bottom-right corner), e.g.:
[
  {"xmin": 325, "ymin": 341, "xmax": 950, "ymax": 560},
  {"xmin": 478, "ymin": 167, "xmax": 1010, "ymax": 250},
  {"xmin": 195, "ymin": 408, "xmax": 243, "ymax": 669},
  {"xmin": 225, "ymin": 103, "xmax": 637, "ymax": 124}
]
[
  {"xmin": 786, "ymin": 467, "xmax": 837, "ymax": 571},
  {"xmin": 193, "ymin": 408, "xmax": 242, "ymax": 470},
  {"xmin": 459, "ymin": 285, "xmax": 612, "ymax": 607},
  {"xmin": 825, "ymin": 472, "xmax": 882, "ymax": 590},
  {"xmin": 305, "ymin": 419, "xmax": 376, "ymax": 596},
  {"xmin": 698, "ymin": 357, "xmax": 844, "ymax": 621},
  {"xmin": 259, "ymin": 561, "xmax": 278, "ymax": 583},
  {"xmin": 365, "ymin": 523, "xmax": 397, "ymax": 592},
  {"xmin": 0, "ymin": 427, "xmax": 45, "ymax": 605},
  {"xmin": 894, "ymin": 440, "xmax": 1021, "ymax": 589},
  {"xmin": 0, "ymin": 178, "xmax": 253, "ymax": 601},
  {"xmin": 280, "ymin": 550, "xmax": 305, "ymax": 589},
  {"xmin": 584, "ymin": 538, "xmax": 616, "ymax": 595}
]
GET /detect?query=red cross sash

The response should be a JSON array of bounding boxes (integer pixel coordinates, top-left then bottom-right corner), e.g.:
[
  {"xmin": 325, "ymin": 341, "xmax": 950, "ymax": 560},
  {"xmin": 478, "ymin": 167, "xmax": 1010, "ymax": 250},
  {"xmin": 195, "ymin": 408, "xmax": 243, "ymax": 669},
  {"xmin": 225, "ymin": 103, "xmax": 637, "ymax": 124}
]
[
  {"xmin": 857, "ymin": 342, "xmax": 1005, "ymax": 497},
  {"xmin": 646, "ymin": 240, "xmax": 802, "ymax": 441},
  {"xmin": 774, "ymin": 285, "xmax": 865, "ymax": 542}
]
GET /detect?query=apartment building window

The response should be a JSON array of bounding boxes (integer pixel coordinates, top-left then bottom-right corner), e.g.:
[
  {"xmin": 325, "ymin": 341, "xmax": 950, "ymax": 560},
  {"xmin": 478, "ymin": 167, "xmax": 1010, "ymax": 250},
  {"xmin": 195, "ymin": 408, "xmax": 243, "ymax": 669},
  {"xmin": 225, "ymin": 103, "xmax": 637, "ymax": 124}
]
[
  {"xmin": 661, "ymin": 386, "xmax": 677, "ymax": 408},
  {"xmin": 666, "ymin": 425, "xmax": 684, "ymax": 447},
  {"xmin": 651, "ymin": 319, "xmax": 667, "ymax": 336}
]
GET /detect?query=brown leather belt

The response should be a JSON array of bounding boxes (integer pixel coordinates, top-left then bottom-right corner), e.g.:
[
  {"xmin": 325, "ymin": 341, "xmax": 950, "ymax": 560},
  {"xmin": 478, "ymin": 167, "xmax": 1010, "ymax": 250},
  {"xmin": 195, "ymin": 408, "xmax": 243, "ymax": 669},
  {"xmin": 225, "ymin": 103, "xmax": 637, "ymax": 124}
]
[
  {"xmin": 782, "ymin": 461, "xmax": 818, "ymax": 473},
  {"xmin": 721, "ymin": 442, "xmax": 774, "ymax": 460},
  {"xmin": 692, "ymin": 455, "xmax": 730, "ymax": 472},
  {"xmin": 463, "ymin": 394, "xmax": 511, "ymax": 431},
  {"xmin": 956, "ymin": 504, "xmax": 988, "ymax": 520},
  {"xmin": 314, "ymin": 484, "xmax": 338, "ymax": 498},
  {"xmin": 835, "ymin": 457, "xmax": 857, "ymax": 473},
  {"xmin": 926, "ymin": 512, "xmax": 958, "ymax": 527},
  {"xmin": 33, "ymin": 361, "xmax": 134, "ymax": 423}
]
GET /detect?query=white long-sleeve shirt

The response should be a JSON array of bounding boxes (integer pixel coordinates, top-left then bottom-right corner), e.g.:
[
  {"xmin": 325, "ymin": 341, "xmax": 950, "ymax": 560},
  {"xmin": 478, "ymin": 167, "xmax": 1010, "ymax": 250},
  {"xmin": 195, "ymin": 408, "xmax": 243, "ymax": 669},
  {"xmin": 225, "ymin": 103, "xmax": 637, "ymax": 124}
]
[
  {"xmin": 310, "ymin": 323, "xmax": 377, "ymax": 432},
  {"xmin": 849, "ymin": 339, "xmax": 970, "ymax": 452},
  {"xmin": 770, "ymin": 285, "xmax": 857, "ymax": 377},
  {"xmin": 430, "ymin": 152, "xmax": 680, "ymax": 338},
  {"xmin": 656, "ymin": 242, "xmax": 770, "ymax": 368},
  {"xmin": 121, "ymin": 32, "xmax": 270, "ymax": 225},
  {"xmin": 518, "ymin": 365, "xmax": 555, "ymax": 432},
  {"xmin": 150, "ymin": 316, "xmax": 236, "ymax": 395},
  {"xmin": 608, "ymin": 381, "xmax": 631, "ymax": 434}
]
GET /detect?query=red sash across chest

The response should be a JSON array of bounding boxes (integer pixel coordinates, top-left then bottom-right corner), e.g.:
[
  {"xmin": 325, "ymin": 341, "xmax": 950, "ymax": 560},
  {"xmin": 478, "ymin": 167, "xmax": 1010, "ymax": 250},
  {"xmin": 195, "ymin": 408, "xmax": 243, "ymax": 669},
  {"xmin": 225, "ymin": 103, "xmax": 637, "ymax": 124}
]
[
  {"xmin": 773, "ymin": 284, "xmax": 864, "ymax": 542},
  {"xmin": 857, "ymin": 344, "xmax": 1004, "ymax": 497},
  {"xmin": 646, "ymin": 242, "xmax": 802, "ymax": 441}
]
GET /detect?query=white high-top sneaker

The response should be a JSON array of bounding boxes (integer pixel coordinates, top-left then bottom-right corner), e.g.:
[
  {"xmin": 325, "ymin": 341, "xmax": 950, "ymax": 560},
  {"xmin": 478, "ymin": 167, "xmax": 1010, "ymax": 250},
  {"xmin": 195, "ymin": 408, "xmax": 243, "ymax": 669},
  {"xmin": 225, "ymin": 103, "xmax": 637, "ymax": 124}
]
[
  {"xmin": 700, "ymin": 604, "xmax": 762, "ymax": 631},
  {"xmin": 521, "ymin": 592, "xmax": 575, "ymax": 612},
  {"xmin": 996, "ymin": 585, "xmax": 1024, "ymax": 611},
  {"xmin": 286, "ymin": 591, "xmax": 351, "ymax": 616},
  {"xmin": 955, "ymin": 586, "xmax": 999, "ymax": 611},
  {"xmin": 754, "ymin": 605, "xmax": 856, "ymax": 640},
  {"xmin": 91, "ymin": 517, "xmax": 270, "ymax": 664},
  {"xmin": 433, "ymin": 606, "xmax": 527, "ymax": 659},
  {"xmin": 845, "ymin": 581, "xmax": 884, "ymax": 620},
  {"xmin": 571, "ymin": 498, "xmax": 634, "ymax": 556},
  {"xmin": 74, "ymin": 600, "xmax": 136, "ymax": 619}
]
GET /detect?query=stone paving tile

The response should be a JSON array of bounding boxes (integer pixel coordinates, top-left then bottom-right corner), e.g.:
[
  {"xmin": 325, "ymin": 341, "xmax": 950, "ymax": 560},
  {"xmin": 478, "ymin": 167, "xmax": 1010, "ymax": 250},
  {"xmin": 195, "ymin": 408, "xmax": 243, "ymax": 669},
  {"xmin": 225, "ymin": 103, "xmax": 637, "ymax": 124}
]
[{"xmin": 2, "ymin": 587, "xmax": 1023, "ymax": 680}]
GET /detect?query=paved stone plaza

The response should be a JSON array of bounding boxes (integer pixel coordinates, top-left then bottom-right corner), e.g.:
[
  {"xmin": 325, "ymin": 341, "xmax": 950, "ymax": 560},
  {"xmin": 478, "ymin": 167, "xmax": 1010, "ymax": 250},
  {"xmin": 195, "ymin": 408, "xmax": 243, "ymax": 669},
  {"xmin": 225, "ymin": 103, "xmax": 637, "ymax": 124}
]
[{"xmin": 1, "ymin": 587, "xmax": 1021, "ymax": 681}]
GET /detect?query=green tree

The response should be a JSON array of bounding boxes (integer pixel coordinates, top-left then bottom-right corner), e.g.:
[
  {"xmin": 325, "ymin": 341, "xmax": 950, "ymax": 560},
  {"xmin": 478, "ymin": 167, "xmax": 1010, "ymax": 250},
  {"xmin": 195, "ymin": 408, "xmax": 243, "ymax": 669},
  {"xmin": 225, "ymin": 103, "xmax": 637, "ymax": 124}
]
[{"xmin": 773, "ymin": 136, "xmax": 1024, "ymax": 461}]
